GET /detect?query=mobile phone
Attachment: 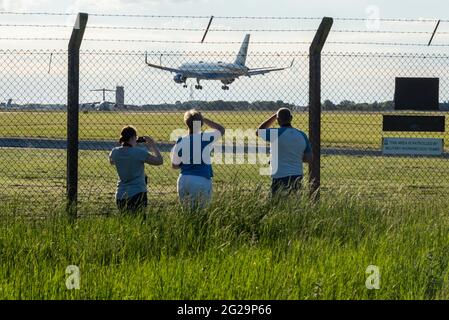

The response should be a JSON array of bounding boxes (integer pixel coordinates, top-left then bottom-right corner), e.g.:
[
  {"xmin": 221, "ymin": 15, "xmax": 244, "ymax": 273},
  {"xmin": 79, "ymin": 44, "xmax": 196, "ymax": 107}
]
[{"xmin": 137, "ymin": 137, "xmax": 146, "ymax": 143}]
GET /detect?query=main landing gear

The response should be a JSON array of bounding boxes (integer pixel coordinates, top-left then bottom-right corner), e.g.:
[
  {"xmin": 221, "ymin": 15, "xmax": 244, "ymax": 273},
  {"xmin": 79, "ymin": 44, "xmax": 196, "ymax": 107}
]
[
  {"xmin": 221, "ymin": 85, "xmax": 230, "ymax": 90},
  {"xmin": 194, "ymin": 79, "xmax": 203, "ymax": 90}
]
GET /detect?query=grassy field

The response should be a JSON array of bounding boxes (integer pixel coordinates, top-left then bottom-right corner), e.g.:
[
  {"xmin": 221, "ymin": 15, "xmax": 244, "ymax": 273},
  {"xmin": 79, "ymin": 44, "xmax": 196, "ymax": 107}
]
[
  {"xmin": 1, "ymin": 110, "xmax": 449, "ymax": 300},
  {"xmin": 1, "ymin": 110, "xmax": 448, "ymax": 149},
  {"xmin": 1, "ymin": 190, "xmax": 449, "ymax": 299},
  {"xmin": 1, "ymin": 148, "xmax": 449, "ymax": 208},
  {"xmin": 0, "ymin": 110, "xmax": 448, "ymax": 206}
]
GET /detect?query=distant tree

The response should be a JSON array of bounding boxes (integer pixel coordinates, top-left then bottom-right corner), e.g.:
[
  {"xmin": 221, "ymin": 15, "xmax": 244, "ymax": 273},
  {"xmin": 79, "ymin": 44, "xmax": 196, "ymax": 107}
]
[
  {"xmin": 440, "ymin": 101, "xmax": 449, "ymax": 111},
  {"xmin": 380, "ymin": 101, "xmax": 394, "ymax": 110},
  {"xmin": 323, "ymin": 99, "xmax": 336, "ymax": 110},
  {"xmin": 338, "ymin": 100, "xmax": 356, "ymax": 110}
]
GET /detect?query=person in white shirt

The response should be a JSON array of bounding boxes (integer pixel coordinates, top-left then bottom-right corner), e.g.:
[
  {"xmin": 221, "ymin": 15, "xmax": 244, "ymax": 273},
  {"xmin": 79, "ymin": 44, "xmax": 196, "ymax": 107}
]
[{"xmin": 256, "ymin": 108, "xmax": 313, "ymax": 195}]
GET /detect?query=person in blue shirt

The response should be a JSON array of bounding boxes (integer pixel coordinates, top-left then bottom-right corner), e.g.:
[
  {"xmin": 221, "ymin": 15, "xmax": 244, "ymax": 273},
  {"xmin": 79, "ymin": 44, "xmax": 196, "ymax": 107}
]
[
  {"xmin": 109, "ymin": 125, "xmax": 163, "ymax": 213},
  {"xmin": 171, "ymin": 109, "xmax": 225, "ymax": 208},
  {"xmin": 256, "ymin": 108, "xmax": 313, "ymax": 195}
]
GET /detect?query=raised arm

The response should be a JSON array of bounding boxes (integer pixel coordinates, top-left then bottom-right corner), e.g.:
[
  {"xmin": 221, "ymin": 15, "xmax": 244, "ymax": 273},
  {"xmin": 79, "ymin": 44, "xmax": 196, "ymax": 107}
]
[
  {"xmin": 108, "ymin": 150, "xmax": 115, "ymax": 165},
  {"xmin": 170, "ymin": 140, "xmax": 182, "ymax": 170},
  {"xmin": 256, "ymin": 113, "xmax": 277, "ymax": 136},
  {"xmin": 203, "ymin": 117, "xmax": 225, "ymax": 136},
  {"xmin": 302, "ymin": 134, "xmax": 313, "ymax": 163},
  {"xmin": 143, "ymin": 136, "xmax": 164, "ymax": 166}
]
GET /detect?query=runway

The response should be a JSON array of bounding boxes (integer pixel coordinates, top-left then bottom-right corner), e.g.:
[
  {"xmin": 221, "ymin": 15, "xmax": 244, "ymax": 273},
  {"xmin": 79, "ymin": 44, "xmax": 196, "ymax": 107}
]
[{"xmin": 0, "ymin": 137, "xmax": 448, "ymax": 158}]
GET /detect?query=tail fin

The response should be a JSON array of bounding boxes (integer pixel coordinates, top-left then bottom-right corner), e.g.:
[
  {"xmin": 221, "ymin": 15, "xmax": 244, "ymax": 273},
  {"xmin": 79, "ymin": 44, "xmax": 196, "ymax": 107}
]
[{"xmin": 234, "ymin": 34, "xmax": 250, "ymax": 66}]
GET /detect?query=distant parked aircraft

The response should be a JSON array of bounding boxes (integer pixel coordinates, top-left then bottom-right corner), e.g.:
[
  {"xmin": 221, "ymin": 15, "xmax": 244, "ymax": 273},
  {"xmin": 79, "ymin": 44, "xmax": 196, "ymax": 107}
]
[
  {"xmin": 89, "ymin": 88, "xmax": 116, "ymax": 111},
  {"xmin": 145, "ymin": 34, "xmax": 294, "ymax": 90}
]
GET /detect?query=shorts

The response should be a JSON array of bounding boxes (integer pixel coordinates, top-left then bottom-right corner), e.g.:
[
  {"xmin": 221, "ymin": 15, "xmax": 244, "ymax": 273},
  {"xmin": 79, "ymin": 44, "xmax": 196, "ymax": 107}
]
[
  {"xmin": 271, "ymin": 175, "xmax": 303, "ymax": 195},
  {"xmin": 177, "ymin": 174, "xmax": 212, "ymax": 208},
  {"xmin": 116, "ymin": 192, "xmax": 148, "ymax": 213}
]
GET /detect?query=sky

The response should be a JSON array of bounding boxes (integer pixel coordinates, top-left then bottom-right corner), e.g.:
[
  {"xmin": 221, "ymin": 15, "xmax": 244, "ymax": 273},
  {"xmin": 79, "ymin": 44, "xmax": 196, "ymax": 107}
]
[
  {"xmin": 1, "ymin": 0, "xmax": 448, "ymax": 20},
  {"xmin": 2, "ymin": 0, "xmax": 449, "ymax": 105},
  {"xmin": 1, "ymin": 0, "xmax": 449, "ymax": 51}
]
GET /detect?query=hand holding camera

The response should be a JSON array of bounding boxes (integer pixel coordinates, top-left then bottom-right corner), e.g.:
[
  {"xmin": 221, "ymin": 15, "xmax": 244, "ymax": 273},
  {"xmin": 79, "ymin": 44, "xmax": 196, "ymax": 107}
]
[
  {"xmin": 137, "ymin": 135, "xmax": 157, "ymax": 149},
  {"xmin": 143, "ymin": 136, "xmax": 156, "ymax": 146},
  {"xmin": 136, "ymin": 136, "xmax": 146, "ymax": 143}
]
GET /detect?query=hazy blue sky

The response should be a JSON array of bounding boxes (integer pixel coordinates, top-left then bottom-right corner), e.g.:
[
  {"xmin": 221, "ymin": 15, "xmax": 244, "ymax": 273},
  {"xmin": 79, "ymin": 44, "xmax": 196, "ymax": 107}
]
[
  {"xmin": 1, "ymin": 0, "xmax": 448, "ymax": 20},
  {"xmin": 1, "ymin": 0, "xmax": 449, "ymax": 51},
  {"xmin": 2, "ymin": 0, "xmax": 449, "ymax": 105}
]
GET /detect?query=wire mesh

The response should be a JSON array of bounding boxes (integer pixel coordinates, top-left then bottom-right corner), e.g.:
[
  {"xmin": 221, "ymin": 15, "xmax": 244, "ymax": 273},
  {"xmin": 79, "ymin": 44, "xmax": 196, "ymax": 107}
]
[
  {"xmin": 0, "ymin": 49, "xmax": 448, "ymax": 210},
  {"xmin": 321, "ymin": 52, "xmax": 449, "ymax": 198},
  {"xmin": 77, "ymin": 50, "xmax": 308, "ymax": 205},
  {"xmin": 0, "ymin": 50, "xmax": 67, "ymax": 206}
]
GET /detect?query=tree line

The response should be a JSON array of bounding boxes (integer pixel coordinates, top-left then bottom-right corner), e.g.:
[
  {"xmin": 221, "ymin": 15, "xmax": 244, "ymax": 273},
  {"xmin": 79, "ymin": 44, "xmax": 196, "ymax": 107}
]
[{"xmin": 2, "ymin": 99, "xmax": 449, "ymax": 111}]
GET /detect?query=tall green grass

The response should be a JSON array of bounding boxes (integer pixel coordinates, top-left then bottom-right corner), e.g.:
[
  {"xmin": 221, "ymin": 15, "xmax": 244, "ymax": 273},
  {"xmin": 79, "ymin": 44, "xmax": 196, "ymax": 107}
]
[{"xmin": 1, "ymin": 189, "xmax": 448, "ymax": 299}]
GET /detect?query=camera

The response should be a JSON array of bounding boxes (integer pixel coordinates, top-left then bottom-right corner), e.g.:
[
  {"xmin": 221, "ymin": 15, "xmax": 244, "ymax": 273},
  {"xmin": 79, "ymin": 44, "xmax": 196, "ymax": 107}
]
[{"xmin": 137, "ymin": 137, "xmax": 146, "ymax": 143}]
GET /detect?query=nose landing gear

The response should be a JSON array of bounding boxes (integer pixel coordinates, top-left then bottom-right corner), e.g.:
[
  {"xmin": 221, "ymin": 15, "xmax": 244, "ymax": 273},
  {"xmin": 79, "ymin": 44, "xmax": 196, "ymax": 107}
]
[{"xmin": 221, "ymin": 85, "xmax": 229, "ymax": 90}]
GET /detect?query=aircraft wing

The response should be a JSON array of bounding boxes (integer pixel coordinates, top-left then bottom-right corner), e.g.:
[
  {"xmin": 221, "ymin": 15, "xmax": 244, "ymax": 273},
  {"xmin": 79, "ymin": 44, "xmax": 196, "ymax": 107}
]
[
  {"xmin": 145, "ymin": 53, "xmax": 183, "ymax": 73},
  {"xmin": 145, "ymin": 62, "xmax": 183, "ymax": 73},
  {"xmin": 247, "ymin": 59, "xmax": 295, "ymax": 76}
]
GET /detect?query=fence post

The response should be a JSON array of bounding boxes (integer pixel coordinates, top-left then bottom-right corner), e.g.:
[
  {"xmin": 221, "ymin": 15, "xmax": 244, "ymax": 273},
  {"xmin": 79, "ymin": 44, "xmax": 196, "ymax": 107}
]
[
  {"xmin": 67, "ymin": 13, "xmax": 88, "ymax": 217},
  {"xmin": 308, "ymin": 17, "xmax": 333, "ymax": 200}
]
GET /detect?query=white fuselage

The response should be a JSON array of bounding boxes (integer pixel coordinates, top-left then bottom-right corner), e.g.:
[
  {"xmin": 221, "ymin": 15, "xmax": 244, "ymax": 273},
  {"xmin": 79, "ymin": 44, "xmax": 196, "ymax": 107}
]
[{"xmin": 177, "ymin": 61, "xmax": 247, "ymax": 80}]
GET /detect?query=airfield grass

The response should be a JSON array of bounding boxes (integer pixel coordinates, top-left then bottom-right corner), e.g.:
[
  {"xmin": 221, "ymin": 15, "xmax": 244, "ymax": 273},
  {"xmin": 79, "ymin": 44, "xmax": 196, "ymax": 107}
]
[
  {"xmin": 1, "ymin": 111, "xmax": 449, "ymax": 299},
  {"xmin": 1, "ymin": 111, "xmax": 448, "ymax": 149},
  {"xmin": 1, "ymin": 189, "xmax": 449, "ymax": 299},
  {"xmin": 1, "ymin": 110, "xmax": 447, "ymax": 202},
  {"xmin": 1, "ymin": 148, "xmax": 449, "ymax": 207}
]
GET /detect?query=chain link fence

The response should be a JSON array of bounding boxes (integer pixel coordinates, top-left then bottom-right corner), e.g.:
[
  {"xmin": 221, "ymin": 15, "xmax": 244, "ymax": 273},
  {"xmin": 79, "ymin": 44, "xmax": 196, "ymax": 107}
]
[
  {"xmin": 0, "ymin": 49, "xmax": 448, "ymax": 210},
  {"xmin": 0, "ymin": 50, "xmax": 67, "ymax": 207},
  {"xmin": 321, "ymin": 52, "xmax": 449, "ymax": 198}
]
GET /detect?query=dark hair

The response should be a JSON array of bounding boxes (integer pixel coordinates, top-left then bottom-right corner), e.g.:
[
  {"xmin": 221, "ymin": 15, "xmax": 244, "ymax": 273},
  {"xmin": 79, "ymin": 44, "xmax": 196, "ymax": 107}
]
[
  {"xmin": 119, "ymin": 125, "xmax": 137, "ymax": 144},
  {"xmin": 277, "ymin": 108, "xmax": 292, "ymax": 125}
]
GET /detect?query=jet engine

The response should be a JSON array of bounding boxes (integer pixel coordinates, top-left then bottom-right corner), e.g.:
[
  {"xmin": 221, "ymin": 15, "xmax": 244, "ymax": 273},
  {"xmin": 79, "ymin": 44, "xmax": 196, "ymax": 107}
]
[
  {"xmin": 221, "ymin": 79, "xmax": 235, "ymax": 85},
  {"xmin": 174, "ymin": 74, "xmax": 187, "ymax": 84}
]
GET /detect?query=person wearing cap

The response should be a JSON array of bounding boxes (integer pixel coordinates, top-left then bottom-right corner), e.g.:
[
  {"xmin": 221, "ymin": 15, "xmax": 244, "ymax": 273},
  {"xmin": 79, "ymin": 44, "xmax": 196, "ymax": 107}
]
[{"xmin": 256, "ymin": 108, "xmax": 312, "ymax": 195}]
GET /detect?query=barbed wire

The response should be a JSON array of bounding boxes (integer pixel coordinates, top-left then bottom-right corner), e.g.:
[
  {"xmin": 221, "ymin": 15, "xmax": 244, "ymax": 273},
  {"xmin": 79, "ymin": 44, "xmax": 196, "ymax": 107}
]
[
  {"xmin": 0, "ymin": 24, "xmax": 72, "ymax": 28},
  {"xmin": 1, "ymin": 24, "xmax": 447, "ymax": 35},
  {"xmin": 327, "ymin": 41, "xmax": 448, "ymax": 47},
  {"xmin": 0, "ymin": 11, "xmax": 446, "ymax": 22},
  {"xmin": 1, "ymin": 12, "xmax": 448, "ymax": 47},
  {"xmin": 3, "ymin": 37, "xmax": 449, "ymax": 47},
  {"xmin": 0, "ymin": 37, "xmax": 310, "ymax": 44},
  {"xmin": 0, "ymin": 11, "xmax": 73, "ymax": 16}
]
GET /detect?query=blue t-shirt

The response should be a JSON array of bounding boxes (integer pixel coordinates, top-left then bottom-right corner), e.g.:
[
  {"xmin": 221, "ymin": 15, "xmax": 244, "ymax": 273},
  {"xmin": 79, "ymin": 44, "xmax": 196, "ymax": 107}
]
[
  {"xmin": 109, "ymin": 146, "xmax": 150, "ymax": 200},
  {"xmin": 171, "ymin": 132, "xmax": 219, "ymax": 179},
  {"xmin": 258, "ymin": 127, "xmax": 311, "ymax": 179}
]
